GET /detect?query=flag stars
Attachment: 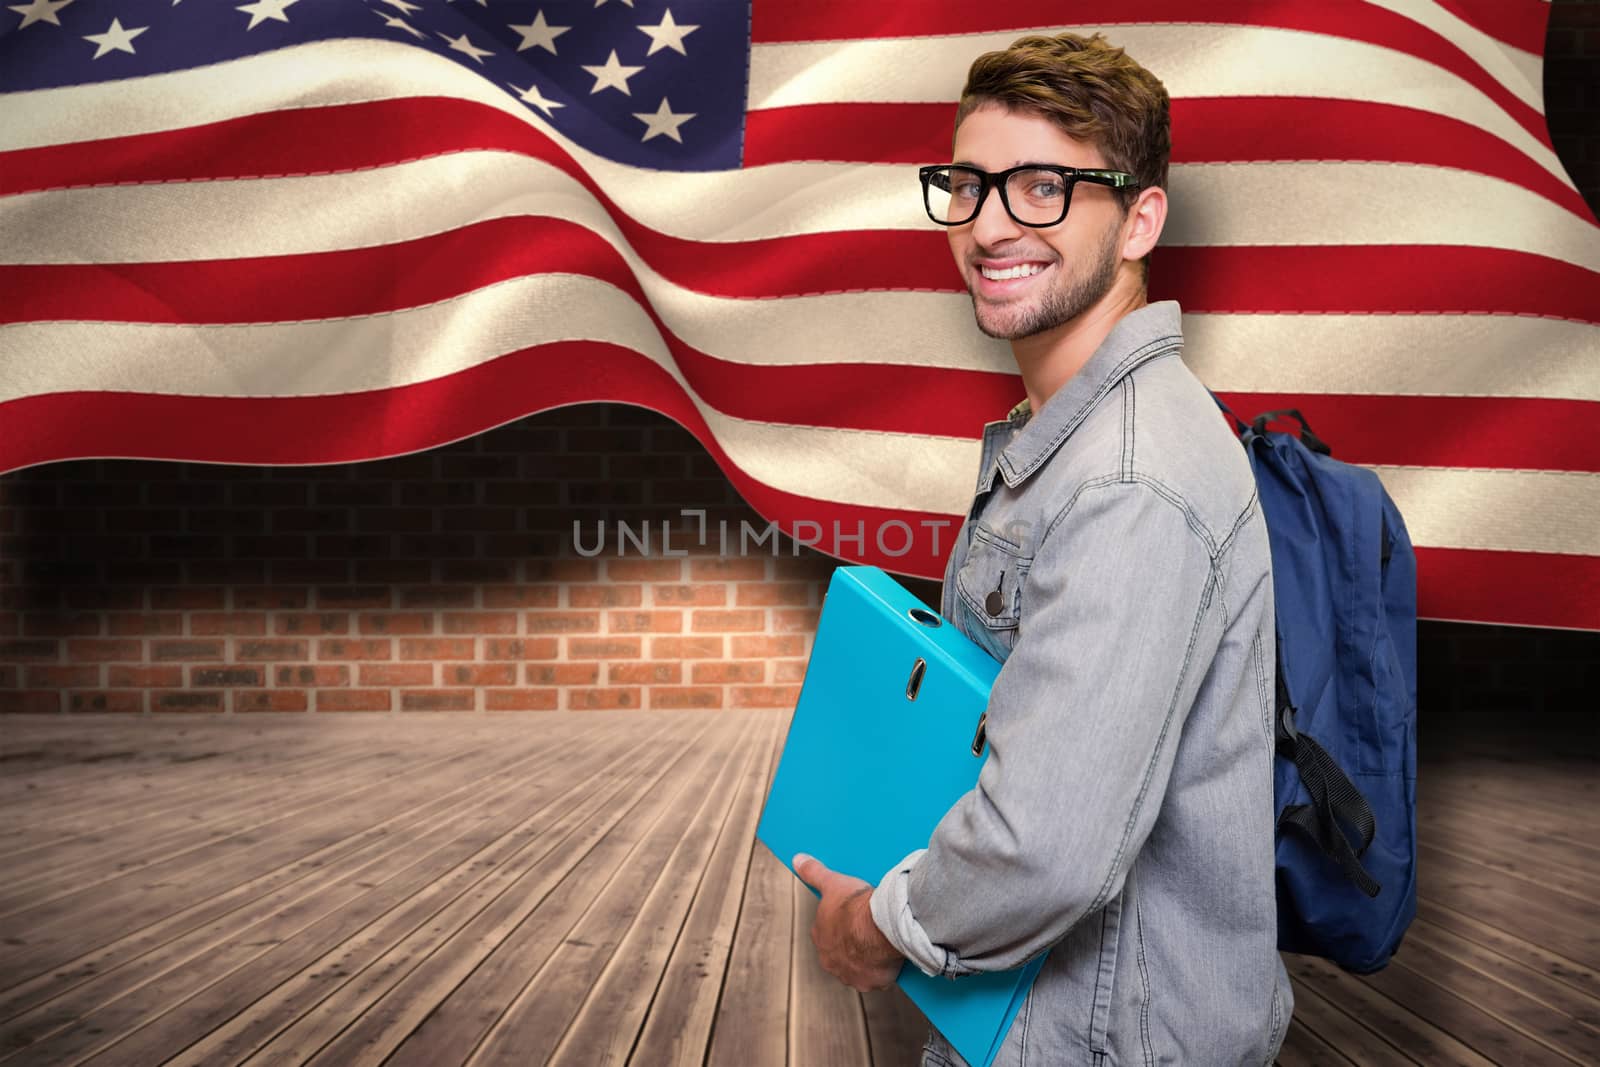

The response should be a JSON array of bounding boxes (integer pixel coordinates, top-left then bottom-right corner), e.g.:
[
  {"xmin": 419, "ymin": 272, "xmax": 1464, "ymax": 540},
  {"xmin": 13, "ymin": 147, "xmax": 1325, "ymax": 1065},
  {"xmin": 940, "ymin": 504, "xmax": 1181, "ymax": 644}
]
[
  {"xmin": 633, "ymin": 98, "xmax": 694, "ymax": 143},
  {"xmin": 509, "ymin": 10, "xmax": 569, "ymax": 54},
  {"xmin": 438, "ymin": 31, "xmax": 494, "ymax": 64},
  {"xmin": 375, "ymin": 0, "xmax": 420, "ymax": 13},
  {"xmin": 82, "ymin": 17, "xmax": 146, "ymax": 58},
  {"xmin": 8, "ymin": 0, "xmax": 73, "ymax": 30},
  {"xmin": 373, "ymin": 9, "xmax": 423, "ymax": 39},
  {"xmin": 582, "ymin": 50, "xmax": 643, "ymax": 95},
  {"xmin": 511, "ymin": 82, "xmax": 565, "ymax": 118},
  {"xmin": 637, "ymin": 9, "xmax": 697, "ymax": 57},
  {"xmin": 236, "ymin": 0, "xmax": 297, "ymax": 31}
]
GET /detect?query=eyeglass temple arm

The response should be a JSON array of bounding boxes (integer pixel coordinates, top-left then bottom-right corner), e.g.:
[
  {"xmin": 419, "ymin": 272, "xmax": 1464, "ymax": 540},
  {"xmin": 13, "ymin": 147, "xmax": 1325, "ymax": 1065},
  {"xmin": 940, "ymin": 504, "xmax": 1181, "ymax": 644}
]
[{"xmin": 1076, "ymin": 169, "xmax": 1139, "ymax": 188}]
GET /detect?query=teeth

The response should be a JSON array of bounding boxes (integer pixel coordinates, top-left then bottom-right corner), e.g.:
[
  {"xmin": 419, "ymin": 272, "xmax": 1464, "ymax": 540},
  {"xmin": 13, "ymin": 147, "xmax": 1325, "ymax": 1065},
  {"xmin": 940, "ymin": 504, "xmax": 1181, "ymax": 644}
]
[{"xmin": 980, "ymin": 263, "xmax": 1045, "ymax": 281}]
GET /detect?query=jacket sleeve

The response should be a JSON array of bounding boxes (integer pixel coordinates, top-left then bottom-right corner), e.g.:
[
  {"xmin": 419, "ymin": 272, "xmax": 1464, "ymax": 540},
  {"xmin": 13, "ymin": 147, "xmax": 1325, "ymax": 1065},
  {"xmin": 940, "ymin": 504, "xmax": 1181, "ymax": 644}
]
[{"xmin": 870, "ymin": 479, "xmax": 1226, "ymax": 977}]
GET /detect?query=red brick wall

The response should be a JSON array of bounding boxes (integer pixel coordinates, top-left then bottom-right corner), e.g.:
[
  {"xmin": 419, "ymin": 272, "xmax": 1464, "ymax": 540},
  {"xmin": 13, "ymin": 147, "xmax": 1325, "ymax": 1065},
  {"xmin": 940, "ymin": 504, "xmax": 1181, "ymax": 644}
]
[{"xmin": 2, "ymin": 11, "xmax": 1596, "ymax": 717}]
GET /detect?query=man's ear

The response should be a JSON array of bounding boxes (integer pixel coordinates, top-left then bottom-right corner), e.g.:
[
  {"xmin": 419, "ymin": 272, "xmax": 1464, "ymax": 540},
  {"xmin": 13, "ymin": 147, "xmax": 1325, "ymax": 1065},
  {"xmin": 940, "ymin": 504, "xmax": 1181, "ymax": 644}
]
[{"xmin": 1122, "ymin": 185, "xmax": 1168, "ymax": 262}]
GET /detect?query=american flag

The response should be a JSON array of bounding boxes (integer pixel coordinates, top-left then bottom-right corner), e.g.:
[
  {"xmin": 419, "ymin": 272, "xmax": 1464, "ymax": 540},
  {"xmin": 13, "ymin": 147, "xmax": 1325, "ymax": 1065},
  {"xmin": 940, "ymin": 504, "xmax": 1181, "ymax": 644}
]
[{"xmin": 2, "ymin": 1, "xmax": 1597, "ymax": 630}]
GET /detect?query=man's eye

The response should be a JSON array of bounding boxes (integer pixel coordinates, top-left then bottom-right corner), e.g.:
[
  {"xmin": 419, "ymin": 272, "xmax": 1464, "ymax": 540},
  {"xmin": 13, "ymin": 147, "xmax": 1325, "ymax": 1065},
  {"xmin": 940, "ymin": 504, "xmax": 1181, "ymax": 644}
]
[
  {"xmin": 1029, "ymin": 181, "xmax": 1064, "ymax": 199},
  {"xmin": 952, "ymin": 181, "xmax": 982, "ymax": 199}
]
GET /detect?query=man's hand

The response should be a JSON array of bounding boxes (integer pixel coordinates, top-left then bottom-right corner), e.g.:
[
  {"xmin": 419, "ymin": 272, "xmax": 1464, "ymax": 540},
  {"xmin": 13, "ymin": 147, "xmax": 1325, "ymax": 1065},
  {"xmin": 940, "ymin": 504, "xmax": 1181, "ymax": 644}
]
[{"xmin": 793, "ymin": 852, "xmax": 904, "ymax": 992}]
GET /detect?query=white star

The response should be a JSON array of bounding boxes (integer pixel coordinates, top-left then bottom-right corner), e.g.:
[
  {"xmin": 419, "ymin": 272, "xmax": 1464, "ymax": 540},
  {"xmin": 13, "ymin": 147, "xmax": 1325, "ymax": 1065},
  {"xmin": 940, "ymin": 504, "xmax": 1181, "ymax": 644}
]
[
  {"xmin": 438, "ymin": 31, "xmax": 493, "ymax": 64},
  {"xmin": 508, "ymin": 10, "xmax": 568, "ymax": 54},
  {"xmin": 8, "ymin": 0, "xmax": 73, "ymax": 29},
  {"xmin": 581, "ymin": 50, "xmax": 643, "ymax": 95},
  {"xmin": 633, "ymin": 98, "xmax": 694, "ymax": 143},
  {"xmin": 373, "ymin": 9, "xmax": 423, "ymax": 39},
  {"xmin": 595, "ymin": 0, "xmax": 633, "ymax": 6},
  {"xmin": 510, "ymin": 82, "xmax": 565, "ymax": 118},
  {"xmin": 446, "ymin": 0, "xmax": 488, "ymax": 6},
  {"xmin": 236, "ymin": 0, "xmax": 296, "ymax": 31},
  {"xmin": 637, "ymin": 9, "xmax": 697, "ymax": 57},
  {"xmin": 82, "ymin": 17, "xmax": 146, "ymax": 58},
  {"xmin": 376, "ymin": 0, "xmax": 419, "ymax": 13}
]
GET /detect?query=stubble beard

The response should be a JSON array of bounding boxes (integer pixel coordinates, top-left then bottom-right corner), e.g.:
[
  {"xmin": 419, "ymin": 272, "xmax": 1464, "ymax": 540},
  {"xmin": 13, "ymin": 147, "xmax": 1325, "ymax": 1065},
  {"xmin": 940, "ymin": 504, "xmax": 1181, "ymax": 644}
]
[{"xmin": 970, "ymin": 221, "xmax": 1123, "ymax": 341}]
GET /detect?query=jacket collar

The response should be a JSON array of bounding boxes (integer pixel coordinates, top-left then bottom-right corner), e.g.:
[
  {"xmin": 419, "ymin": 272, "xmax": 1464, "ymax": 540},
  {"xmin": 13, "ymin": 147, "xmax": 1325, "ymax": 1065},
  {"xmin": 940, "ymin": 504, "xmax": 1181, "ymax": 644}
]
[{"xmin": 976, "ymin": 301, "xmax": 1184, "ymax": 494}]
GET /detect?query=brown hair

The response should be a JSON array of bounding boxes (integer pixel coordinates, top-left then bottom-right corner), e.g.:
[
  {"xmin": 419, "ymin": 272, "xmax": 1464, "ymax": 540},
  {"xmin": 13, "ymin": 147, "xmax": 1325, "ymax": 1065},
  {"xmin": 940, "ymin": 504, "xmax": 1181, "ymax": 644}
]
[{"xmin": 955, "ymin": 32, "xmax": 1171, "ymax": 209}]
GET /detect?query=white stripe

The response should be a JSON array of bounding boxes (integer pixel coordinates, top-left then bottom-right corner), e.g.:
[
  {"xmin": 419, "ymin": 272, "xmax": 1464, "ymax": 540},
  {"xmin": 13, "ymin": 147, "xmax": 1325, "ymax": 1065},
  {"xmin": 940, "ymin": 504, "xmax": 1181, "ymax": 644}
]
[
  {"xmin": 0, "ymin": 31, "xmax": 1566, "ymax": 192},
  {"xmin": 1374, "ymin": 465, "xmax": 1600, "ymax": 555},
  {"xmin": 748, "ymin": 24, "xmax": 1567, "ymax": 183},
  {"xmin": 6, "ymin": 283, "xmax": 1599, "ymax": 554},
  {"xmin": 0, "ymin": 273, "xmax": 980, "ymax": 516},
  {"xmin": 5, "ymin": 149, "xmax": 1596, "ymax": 272},
  {"xmin": 1360, "ymin": 0, "xmax": 1543, "ymax": 108},
  {"xmin": 1180, "ymin": 314, "xmax": 1600, "ymax": 403}
]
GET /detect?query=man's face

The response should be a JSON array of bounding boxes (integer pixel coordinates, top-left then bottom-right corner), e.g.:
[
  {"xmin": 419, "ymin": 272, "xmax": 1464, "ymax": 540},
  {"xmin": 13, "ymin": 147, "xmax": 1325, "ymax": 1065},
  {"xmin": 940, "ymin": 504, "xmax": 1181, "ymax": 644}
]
[{"xmin": 947, "ymin": 104, "xmax": 1129, "ymax": 341}]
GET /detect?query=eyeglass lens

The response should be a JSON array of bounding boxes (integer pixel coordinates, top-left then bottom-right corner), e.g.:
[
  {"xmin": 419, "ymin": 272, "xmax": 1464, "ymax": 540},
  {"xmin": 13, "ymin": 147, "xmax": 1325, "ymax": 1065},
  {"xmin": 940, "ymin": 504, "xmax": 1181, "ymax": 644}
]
[{"xmin": 925, "ymin": 166, "xmax": 1071, "ymax": 226}]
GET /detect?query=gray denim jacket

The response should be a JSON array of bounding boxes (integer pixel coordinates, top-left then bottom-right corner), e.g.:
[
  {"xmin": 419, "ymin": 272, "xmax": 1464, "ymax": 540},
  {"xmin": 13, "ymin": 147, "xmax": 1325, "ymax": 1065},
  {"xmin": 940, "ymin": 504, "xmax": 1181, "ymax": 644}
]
[{"xmin": 871, "ymin": 301, "xmax": 1292, "ymax": 1066}]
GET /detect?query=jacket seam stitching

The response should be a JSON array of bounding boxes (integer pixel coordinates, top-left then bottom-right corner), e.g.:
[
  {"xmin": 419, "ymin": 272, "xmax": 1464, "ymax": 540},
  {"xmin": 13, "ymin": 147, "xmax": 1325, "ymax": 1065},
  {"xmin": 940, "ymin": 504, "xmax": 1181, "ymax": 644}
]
[{"xmin": 1136, "ymin": 889, "xmax": 1154, "ymax": 1067}]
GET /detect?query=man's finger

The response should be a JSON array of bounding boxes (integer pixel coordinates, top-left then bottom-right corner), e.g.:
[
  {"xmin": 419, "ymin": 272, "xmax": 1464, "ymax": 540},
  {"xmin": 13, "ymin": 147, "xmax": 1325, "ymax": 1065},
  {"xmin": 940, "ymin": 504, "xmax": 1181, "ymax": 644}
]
[{"xmin": 793, "ymin": 852, "xmax": 830, "ymax": 890}]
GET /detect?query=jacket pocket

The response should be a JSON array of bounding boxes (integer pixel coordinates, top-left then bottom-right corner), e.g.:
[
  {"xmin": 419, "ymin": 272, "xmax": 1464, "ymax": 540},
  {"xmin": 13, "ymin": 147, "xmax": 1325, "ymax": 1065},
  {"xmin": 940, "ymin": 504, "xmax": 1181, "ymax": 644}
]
[{"xmin": 954, "ymin": 525, "xmax": 1031, "ymax": 660}]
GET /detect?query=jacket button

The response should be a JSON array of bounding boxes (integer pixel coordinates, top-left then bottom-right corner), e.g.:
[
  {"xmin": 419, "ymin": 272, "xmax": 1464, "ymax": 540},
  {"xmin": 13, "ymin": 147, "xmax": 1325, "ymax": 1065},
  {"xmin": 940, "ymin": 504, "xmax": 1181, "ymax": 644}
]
[{"xmin": 985, "ymin": 590, "xmax": 1005, "ymax": 616}]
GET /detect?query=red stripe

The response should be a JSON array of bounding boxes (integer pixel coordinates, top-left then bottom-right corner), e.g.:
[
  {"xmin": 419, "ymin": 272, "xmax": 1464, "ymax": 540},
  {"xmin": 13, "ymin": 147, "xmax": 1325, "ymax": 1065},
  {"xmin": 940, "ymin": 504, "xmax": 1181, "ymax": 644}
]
[
  {"xmin": 1432, "ymin": 0, "xmax": 1549, "ymax": 54},
  {"xmin": 746, "ymin": 98, "xmax": 1594, "ymax": 221},
  {"xmin": 0, "ymin": 350, "xmax": 1594, "ymax": 629},
  {"xmin": 1416, "ymin": 546, "xmax": 1600, "ymax": 631},
  {"xmin": 747, "ymin": 0, "xmax": 1550, "ymax": 147}
]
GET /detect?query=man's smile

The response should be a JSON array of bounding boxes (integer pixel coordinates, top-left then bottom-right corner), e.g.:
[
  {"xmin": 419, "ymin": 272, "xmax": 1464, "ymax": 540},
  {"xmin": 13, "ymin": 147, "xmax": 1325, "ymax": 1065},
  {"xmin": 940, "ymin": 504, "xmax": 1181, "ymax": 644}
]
[{"xmin": 973, "ymin": 258, "xmax": 1054, "ymax": 294}]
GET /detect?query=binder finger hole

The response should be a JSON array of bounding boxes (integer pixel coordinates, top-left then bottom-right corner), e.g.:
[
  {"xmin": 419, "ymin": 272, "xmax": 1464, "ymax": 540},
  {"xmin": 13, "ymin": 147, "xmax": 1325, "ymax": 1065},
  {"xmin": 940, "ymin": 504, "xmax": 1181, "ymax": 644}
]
[{"xmin": 908, "ymin": 607, "xmax": 943, "ymax": 628}]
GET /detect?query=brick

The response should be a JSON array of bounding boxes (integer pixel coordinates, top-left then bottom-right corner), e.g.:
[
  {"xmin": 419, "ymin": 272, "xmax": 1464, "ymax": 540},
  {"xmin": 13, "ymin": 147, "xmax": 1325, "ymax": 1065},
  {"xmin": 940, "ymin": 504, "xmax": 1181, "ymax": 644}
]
[
  {"xmin": 236, "ymin": 690, "xmax": 309, "ymax": 713},
  {"xmin": 610, "ymin": 661, "xmax": 681, "ymax": 684},
  {"xmin": 316, "ymin": 586, "xmax": 392, "ymax": 609},
  {"xmin": 483, "ymin": 483, "xmax": 563, "ymax": 507},
  {"xmin": 355, "ymin": 509, "xmax": 434, "ymax": 534},
  {"xmin": 108, "ymin": 665, "xmax": 185, "ymax": 687},
  {"xmin": 401, "ymin": 688, "xmax": 476, "ymax": 711},
  {"xmin": 148, "ymin": 535, "xmax": 226, "ymax": 560},
  {"xmin": 67, "ymin": 638, "xmax": 143, "ymax": 661},
  {"xmin": 732, "ymin": 635, "xmax": 806, "ymax": 658},
  {"xmin": 650, "ymin": 636, "xmax": 724, "ymax": 659},
  {"xmin": 68, "ymin": 690, "xmax": 144, "ymax": 713},
  {"xmin": 486, "ymin": 688, "xmax": 560, "ymax": 711},
  {"xmin": 483, "ymin": 585, "xmax": 561, "ymax": 608},
  {"xmin": 317, "ymin": 689, "xmax": 391, "ymax": 712},
  {"xmin": 567, "ymin": 584, "xmax": 643, "ymax": 608},
  {"xmin": 774, "ymin": 660, "xmax": 808, "ymax": 682},
  {"xmin": 25, "ymin": 664, "xmax": 101, "ymax": 687},
  {"xmin": 0, "ymin": 665, "xmax": 14, "ymax": 686},
  {"xmin": 21, "ymin": 613, "xmax": 102, "ymax": 637},
  {"xmin": 356, "ymin": 560, "xmax": 433, "ymax": 584},
  {"xmin": 64, "ymin": 587, "xmax": 144, "ymax": 611},
  {"xmin": 442, "ymin": 612, "xmax": 518, "ymax": 634},
  {"xmin": 233, "ymin": 587, "xmax": 310, "ymax": 610},
  {"xmin": 608, "ymin": 611, "xmax": 683, "ymax": 634},
  {"xmin": 525, "ymin": 662, "xmax": 602, "ymax": 685},
  {"xmin": 151, "ymin": 639, "xmax": 224, "ymax": 661},
  {"xmin": 652, "ymin": 584, "xmax": 728, "ymax": 607},
  {"xmin": 731, "ymin": 685, "xmax": 802, "ymax": 708},
  {"xmin": 445, "ymin": 663, "xmax": 518, "ymax": 686},
  {"xmin": 525, "ymin": 558, "xmax": 601, "ymax": 583},
  {"xmin": 235, "ymin": 639, "xmax": 310, "ymax": 661},
  {"xmin": 314, "ymin": 482, "xmax": 392, "ymax": 507},
  {"xmin": 606, "ymin": 559, "xmax": 682, "ymax": 582},
  {"xmin": 568, "ymin": 687, "xmax": 641, "ymax": 710},
  {"xmin": 400, "ymin": 587, "xmax": 477, "ymax": 609},
  {"xmin": 736, "ymin": 582, "xmax": 814, "ymax": 607},
  {"xmin": 0, "ymin": 638, "xmax": 59, "ymax": 661},
  {"xmin": 650, "ymin": 686, "xmax": 722, "ymax": 709},
  {"xmin": 691, "ymin": 610, "xmax": 764, "ymax": 633},
  {"xmin": 568, "ymin": 637, "xmax": 642, "ymax": 659},
  {"xmin": 692, "ymin": 661, "xmax": 766, "ymax": 684},
  {"xmin": 690, "ymin": 557, "xmax": 767, "ymax": 581},
  {"xmin": 483, "ymin": 637, "xmax": 560, "ymax": 660},
  {"xmin": 399, "ymin": 637, "xmax": 476, "ymax": 660},
  {"xmin": 276, "ymin": 665, "xmax": 351, "ymax": 687},
  {"xmin": 358, "ymin": 612, "xmax": 435, "ymax": 635},
  {"xmin": 773, "ymin": 609, "xmax": 822, "ymax": 633},
  {"xmin": 191, "ymin": 613, "xmax": 267, "ymax": 636},
  {"xmin": 107, "ymin": 614, "xmax": 185, "ymax": 636},
  {"xmin": 0, "ymin": 614, "xmax": 15, "ymax": 638},
  {"xmin": 0, "ymin": 691, "xmax": 61, "ymax": 713},
  {"xmin": 152, "ymin": 587, "xmax": 227, "ymax": 610},
  {"xmin": 152, "ymin": 690, "xmax": 225, "ymax": 712},
  {"xmin": 317, "ymin": 638, "xmax": 393, "ymax": 660},
  {"xmin": 360, "ymin": 663, "xmax": 435, "ymax": 686},
  {"xmin": 191, "ymin": 667, "xmax": 264, "ymax": 687},
  {"xmin": 276, "ymin": 613, "xmax": 350, "ymax": 636},
  {"xmin": 526, "ymin": 611, "xmax": 601, "ymax": 634}
]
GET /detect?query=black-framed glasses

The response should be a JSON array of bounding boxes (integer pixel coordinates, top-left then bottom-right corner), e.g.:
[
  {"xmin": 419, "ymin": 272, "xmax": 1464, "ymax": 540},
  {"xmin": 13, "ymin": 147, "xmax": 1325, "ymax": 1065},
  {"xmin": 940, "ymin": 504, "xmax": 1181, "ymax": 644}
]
[{"xmin": 918, "ymin": 164, "xmax": 1139, "ymax": 227}]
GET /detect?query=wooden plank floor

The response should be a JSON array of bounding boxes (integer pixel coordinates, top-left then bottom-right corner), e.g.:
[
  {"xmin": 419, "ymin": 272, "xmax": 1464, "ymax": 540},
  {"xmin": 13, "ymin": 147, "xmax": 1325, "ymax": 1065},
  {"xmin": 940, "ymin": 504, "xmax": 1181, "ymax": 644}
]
[{"xmin": 0, "ymin": 712, "xmax": 1595, "ymax": 1066}]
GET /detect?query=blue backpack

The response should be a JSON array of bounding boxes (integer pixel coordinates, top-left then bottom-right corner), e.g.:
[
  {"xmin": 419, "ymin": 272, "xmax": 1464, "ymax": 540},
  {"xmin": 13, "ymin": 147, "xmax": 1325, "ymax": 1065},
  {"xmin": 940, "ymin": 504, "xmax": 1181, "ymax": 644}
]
[{"xmin": 1219, "ymin": 401, "xmax": 1419, "ymax": 975}]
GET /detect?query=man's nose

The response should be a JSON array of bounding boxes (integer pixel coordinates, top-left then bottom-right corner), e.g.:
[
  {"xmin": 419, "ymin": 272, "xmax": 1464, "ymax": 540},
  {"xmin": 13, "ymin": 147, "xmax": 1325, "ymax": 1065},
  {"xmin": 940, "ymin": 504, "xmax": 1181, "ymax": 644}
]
[{"xmin": 970, "ymin": 185, "xmax": 1022, "ymax": 246}]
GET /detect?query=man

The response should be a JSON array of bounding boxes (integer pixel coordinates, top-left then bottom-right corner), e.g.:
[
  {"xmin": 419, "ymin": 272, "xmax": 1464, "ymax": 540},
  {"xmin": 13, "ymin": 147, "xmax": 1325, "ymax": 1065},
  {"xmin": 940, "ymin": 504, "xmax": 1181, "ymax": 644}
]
[{"xmin": 794, "ymin": 32, "xmax": 1292, "ymax": 1066}]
